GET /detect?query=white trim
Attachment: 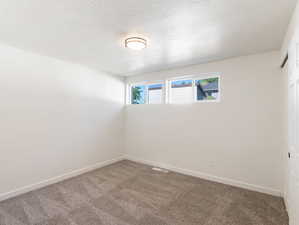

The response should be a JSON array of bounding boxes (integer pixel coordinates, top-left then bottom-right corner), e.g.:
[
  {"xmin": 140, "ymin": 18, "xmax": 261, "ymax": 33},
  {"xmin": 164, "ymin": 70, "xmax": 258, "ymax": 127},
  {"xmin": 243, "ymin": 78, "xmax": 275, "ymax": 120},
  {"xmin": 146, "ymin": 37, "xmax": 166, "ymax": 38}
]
[
  {"xmin": 284, "ymin": 194, "xmax": 290, "ymax": 213},
  {"xmin": 0, "ymin": 156, "xmax": 124, "ymax": 202},
  {"xmin": 123, "ymin": 155, "xmax": 282, "ymax": 197},
  {"xmin": 165, "ymin": 80, "xmax": 170, "ymax": 104},
  {"xmin": 125, "ymin": 83, "xmax": 130, "ymax": 105}
]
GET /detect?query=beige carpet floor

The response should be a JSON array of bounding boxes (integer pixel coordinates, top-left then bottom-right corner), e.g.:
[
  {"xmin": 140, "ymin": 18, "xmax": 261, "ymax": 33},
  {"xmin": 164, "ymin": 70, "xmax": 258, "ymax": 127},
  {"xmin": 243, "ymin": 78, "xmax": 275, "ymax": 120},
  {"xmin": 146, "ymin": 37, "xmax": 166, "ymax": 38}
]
[{"xmin": 0, "ymin": 160, "xmax": 288, "ymax": 225}]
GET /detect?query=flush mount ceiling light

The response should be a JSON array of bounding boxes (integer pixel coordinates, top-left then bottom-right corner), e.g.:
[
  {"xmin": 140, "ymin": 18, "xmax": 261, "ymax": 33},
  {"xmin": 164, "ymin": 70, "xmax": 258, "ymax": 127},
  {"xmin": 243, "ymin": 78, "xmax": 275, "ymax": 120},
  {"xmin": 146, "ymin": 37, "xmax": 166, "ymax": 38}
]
[{"xmin": 125, "ymin": 37, "xmax": 147, "ymax": 50}]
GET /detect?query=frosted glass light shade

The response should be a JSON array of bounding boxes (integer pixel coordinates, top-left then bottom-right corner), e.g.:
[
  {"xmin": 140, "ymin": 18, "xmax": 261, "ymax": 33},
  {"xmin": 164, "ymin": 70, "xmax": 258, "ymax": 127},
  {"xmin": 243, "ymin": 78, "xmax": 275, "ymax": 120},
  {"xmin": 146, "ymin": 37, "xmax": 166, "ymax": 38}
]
[{"xmin": 125, "ymin": 37, "xmax": 147, "ymax": 50}]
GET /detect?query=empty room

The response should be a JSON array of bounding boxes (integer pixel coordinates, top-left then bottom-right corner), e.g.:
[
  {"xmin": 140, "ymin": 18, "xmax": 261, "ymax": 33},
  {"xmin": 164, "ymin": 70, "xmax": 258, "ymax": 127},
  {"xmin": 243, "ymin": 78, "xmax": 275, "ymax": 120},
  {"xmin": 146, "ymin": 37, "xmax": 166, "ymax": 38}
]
[{"xmin": 0, "ymin": 0, "xmax": 299, "ymax": 224}]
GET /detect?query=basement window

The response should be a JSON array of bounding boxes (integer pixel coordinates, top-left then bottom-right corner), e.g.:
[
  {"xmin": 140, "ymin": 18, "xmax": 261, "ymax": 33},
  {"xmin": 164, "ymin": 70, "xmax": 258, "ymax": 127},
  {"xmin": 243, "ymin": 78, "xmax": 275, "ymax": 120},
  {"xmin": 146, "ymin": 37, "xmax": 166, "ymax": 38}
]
[{"xmin": 128, "ymin": 75, "xmax": 220, "ymax": 105}]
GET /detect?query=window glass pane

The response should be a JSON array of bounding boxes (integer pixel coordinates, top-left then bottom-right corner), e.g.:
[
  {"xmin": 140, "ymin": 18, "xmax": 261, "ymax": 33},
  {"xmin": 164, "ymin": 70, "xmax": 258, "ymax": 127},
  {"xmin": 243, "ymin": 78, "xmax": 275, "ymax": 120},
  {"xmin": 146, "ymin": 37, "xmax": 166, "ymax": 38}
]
[
  {"xmin": 170, "ymin": 79, "xmax": 193, "ymax": 103},
  {"xmin": 148, "ymin": 84, "xmax": 164, "ymax": 104},
  {"xmin": 195, "ymin": 77, "xmax": 219, "ymax": 101},
  {"xmin": 131, "ymin": 85, "xmax": 146, "ymax": 104}
]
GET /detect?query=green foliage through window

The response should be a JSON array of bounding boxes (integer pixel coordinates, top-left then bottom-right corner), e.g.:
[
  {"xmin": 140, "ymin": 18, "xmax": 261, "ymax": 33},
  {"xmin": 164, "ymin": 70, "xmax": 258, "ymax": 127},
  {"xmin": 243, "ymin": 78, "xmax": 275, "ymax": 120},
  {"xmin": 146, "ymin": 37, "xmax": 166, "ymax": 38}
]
[{"xmin": 131, "ymin": 85, "xmax": 145, "ymax": 104}]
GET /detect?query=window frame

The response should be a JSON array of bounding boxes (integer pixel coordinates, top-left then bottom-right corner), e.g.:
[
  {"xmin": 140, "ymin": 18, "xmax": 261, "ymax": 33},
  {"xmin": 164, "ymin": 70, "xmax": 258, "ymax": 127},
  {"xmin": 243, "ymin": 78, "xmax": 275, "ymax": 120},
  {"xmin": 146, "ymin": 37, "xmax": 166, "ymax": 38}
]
[{"xmin": 127, "ymin": 73, "xmax": 221, "ymax": 105}]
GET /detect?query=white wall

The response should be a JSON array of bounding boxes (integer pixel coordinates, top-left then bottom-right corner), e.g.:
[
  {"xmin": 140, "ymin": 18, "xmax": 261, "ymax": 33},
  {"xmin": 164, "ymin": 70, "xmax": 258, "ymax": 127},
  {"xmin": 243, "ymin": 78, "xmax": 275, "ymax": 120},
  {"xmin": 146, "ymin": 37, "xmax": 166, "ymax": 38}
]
[
  {"xmin": 281, "ymin": 1, "xmax": 299, "ymax": 62},
  {"xmin": 0, "ymin": 43, "xmax": 124, "ymax": 199},
  {"xmin": 125, "ymin": 51, "xmax": 284, "ymax": 196}
]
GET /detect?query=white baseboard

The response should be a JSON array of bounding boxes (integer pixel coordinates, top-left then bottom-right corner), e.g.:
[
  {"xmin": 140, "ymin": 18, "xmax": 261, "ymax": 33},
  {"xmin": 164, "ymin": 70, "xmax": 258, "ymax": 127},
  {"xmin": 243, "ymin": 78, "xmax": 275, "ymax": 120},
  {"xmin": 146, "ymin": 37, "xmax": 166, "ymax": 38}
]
[
  {"xmin": 0, "ymin": 155, "xmax": 282, "ymax": 202},
  {"xmin": 124, "ymin": 155, "xmax": 282, "ymax": 197},
  {"xmin": 283, "ymin": 192, "xmax": 290, "ymax": 213},
  {"xmin": 0, "ymin": 156, "xmax": 124, "ymax": 202}
]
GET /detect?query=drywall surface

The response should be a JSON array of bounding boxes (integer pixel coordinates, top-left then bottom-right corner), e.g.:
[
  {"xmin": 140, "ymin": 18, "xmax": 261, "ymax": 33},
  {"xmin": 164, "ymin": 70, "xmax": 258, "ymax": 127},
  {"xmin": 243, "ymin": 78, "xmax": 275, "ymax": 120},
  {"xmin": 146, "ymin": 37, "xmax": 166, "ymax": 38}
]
[
  {"xmin": 125, "ymin": 51, "xmax": 284, "ymax": 195},
  {"xmin": 0, "ymin": 43, "xmax": 124, "ymax": 197}
]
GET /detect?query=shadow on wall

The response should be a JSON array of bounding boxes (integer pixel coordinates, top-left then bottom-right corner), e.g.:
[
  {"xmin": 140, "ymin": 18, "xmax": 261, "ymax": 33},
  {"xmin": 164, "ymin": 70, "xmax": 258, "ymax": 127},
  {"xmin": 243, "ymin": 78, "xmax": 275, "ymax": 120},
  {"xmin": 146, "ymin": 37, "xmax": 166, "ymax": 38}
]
[{"xmin": 0, "ymin": 42, "xmax": 125, "ymax": 195}]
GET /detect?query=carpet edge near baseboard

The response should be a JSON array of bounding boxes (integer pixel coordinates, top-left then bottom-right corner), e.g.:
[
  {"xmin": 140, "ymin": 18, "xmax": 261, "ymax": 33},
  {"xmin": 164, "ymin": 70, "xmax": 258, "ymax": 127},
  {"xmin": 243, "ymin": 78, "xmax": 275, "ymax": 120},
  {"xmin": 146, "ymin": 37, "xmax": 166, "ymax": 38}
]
[
  {"xmin": 0, "ymin": 156, "xmax": 125, "ymax": 202},
  {"xmin": 123, "ymin": 155, "xmax": 282, "ymax": 197},
  {"xmin": 0, "ymin": 155, "xmax": 283, "ymax": 202}
]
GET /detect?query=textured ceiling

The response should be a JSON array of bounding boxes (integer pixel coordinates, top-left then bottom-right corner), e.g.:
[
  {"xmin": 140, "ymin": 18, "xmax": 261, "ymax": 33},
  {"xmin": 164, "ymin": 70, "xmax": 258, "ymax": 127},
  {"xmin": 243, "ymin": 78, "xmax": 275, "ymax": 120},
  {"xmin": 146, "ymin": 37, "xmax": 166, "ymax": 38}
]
[{"xmin": 0, "ymin": 0, "xmax": 296, "ymax": 76}]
